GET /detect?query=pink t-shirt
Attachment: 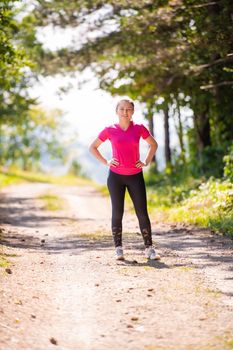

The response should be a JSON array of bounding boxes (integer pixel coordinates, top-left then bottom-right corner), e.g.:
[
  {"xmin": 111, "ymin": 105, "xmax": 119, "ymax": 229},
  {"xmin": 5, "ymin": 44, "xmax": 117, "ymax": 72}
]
[{"xmin": 98, "ymin": 121, "xmax": 151, "ymax": 175}]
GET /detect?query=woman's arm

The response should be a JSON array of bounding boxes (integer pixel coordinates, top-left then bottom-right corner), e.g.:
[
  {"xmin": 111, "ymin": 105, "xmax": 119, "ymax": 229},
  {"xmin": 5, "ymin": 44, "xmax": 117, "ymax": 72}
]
[
  {"xmin": 144, "ymin": 135, "xmax": 158, "ymax": 165},
  {"xmin": 89, "ymin": 138, "xmax": 119, "ymax": 167},
  {"xmin": 89, "ymin": 138, "xmax": 108, "ymax": 166},
  {"xmin": 136, "ymin": 135, "xmax": 158, "ymax": 168}
]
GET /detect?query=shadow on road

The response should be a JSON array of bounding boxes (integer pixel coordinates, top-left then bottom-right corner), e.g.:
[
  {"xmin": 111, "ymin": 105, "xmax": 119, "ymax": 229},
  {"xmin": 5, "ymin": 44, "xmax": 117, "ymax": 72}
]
[
  {"xmin": 0, "ymin": 228, "xmax": 171, "ymax": 269},
  {"xmin": 0, "ymin": 189, "xmax": 232, "ymax": 281},
  {"xmin": 155, "ymin": 228, "xmax": 233, "ymax": 271},
  {"xmin": 0, "ymin": 194, "xmax": 78, "ymax": 228}
]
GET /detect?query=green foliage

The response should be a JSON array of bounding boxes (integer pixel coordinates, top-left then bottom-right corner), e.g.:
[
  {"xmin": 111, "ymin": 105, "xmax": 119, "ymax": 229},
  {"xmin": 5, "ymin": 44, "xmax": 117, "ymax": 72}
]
[
  {"xmin": 223, "ymin": 144, "xmax": 233, "ymax": 182},
  {"xmin": 169, "ymin": 178, "xmax": 233, "ymax": 235},
  {"xmin": 189, "ymin": 146, "xmax": 225, "ymax": 178},
  {"xmin": 0, "ymin": 1, "xmax": 36, "ymax": 125},
  {"xmin": 146, "ymin": 157, "xmax": 233, "ymax": 235},
  {"xmin": 69, "ymin": 160, "xmax": 82, "ymax": 176},
  {"xmin": 0, "ymin": 1, "xmax": 81, "ymax": 175},
  {"xmin": 145, "ymin": 165, "xmax": 202, "ymax": 208},
  {"xmin": 68, "ymin": 160, "xmax": 87, "ymax": 178},
  {"xmin": 0, "ymin": 1, "xmax": 27, "ymax": 84},
  {"xmin": 0, "ymin": 170, "xmax": 25, "ymax": 187},
  {"xmin": 148, "ymin": 175, "xmax": 233, "ymax": 236},
  {"xmin": 30, "ymin": 0, "xmax": 233, "ymax": 177},
  {"xmin": 1, "ymin": 0, "xmax": 232, "ymax": 180},
  {"xmin": 0, "ymin": 106, "xmax": 67, "ymax": 170}
]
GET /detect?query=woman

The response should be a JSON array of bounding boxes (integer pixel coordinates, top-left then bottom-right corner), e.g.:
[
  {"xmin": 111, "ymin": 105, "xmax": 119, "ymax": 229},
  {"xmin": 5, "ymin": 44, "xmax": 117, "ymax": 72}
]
[{"xmin": 89, "ymin": 99, "xmax": 160, "ymax": 261}]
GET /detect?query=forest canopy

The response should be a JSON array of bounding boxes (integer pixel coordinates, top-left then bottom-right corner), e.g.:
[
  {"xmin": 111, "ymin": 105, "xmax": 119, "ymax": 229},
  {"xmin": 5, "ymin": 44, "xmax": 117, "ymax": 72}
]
[{"xmin": 0, "ymin": 0, "xmax": 233, "ymax": 178}]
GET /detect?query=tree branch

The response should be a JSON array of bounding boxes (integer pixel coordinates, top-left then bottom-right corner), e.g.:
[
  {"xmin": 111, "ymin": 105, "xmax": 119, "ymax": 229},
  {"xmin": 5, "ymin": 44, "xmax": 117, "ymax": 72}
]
[
  {"xmin": 200, "ymin": 81, "xmax": 233, "ymax": 89},
  {"xmin": 194, "ymin": 55, "xmax": 233, "ymax": 72},
  {"xmin": 190, "ymin": 2, "xmax": 219, "ymax": 8}
]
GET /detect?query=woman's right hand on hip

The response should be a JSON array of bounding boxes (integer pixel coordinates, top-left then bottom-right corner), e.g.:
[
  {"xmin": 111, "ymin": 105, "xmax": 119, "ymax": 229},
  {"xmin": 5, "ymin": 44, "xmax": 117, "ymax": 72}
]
[{"xmin": 107, "ymin": 158, "xmax": 119, "ymax": 167}]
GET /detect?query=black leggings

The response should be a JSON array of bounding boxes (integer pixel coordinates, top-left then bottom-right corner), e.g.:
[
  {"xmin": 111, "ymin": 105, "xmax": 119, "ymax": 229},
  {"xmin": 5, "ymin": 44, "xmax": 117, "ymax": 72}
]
[{"xmin": 107, "ymin": 170, "xmax": 152, "ymax": 248}]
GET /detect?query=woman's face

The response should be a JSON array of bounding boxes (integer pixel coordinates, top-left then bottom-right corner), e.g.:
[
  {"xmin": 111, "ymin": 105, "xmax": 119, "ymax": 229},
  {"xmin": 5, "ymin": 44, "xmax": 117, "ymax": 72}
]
[{"xmin": 116, "ymin": 101, "xmax": 134, "ymax": 122}]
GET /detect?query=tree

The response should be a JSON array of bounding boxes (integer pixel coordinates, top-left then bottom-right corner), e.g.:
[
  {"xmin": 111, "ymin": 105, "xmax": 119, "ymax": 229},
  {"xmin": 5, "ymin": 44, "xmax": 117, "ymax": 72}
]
[
  {"xmin": 0, "ymin": 1, "xmax": 36, "ymax": 125},
  {"xmin": 0, "ymin": 106, "xmax": 66, "ymax": 170},
  {"xmin": 10, "ymin": 0, "xmax": 233, "ymax": 176}
]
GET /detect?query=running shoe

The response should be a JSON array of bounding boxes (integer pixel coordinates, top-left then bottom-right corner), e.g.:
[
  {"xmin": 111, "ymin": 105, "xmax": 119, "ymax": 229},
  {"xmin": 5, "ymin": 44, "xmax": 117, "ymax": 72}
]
[
  {"xmin": 115, "ymin": 246, "xmax": 124, "ymax": 260},
  {"xmin": 145, "ymin": 246, "xmax": 161, "ymax": 260}
]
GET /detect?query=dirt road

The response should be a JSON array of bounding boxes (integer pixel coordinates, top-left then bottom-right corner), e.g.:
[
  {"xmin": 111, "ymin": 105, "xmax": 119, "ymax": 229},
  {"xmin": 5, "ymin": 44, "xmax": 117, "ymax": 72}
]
[{"xmin": 0, "ymin": 183, "xmax": 233, "ymax": 350}]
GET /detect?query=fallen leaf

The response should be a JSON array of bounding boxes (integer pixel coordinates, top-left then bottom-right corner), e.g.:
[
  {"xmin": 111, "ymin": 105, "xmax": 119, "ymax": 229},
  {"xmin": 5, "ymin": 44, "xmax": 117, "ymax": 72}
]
[
  {"xmin": 131, "ymin": 317, "xmax": 139, "ymax": 321},
  {"xmin": 127, "ymin": 324, "xmax": 134, "ymax": 328},
  {"xmin": 50, "ymin": 337, "xmax": 58, "ymax": 345}
]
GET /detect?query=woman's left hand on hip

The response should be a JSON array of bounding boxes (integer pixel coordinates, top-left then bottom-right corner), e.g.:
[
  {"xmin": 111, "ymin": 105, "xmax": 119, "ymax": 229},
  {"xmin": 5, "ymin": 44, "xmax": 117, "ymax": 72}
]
[{"xmin": 135, "ymin": 160, "xmax": 146, "ymax": 168}]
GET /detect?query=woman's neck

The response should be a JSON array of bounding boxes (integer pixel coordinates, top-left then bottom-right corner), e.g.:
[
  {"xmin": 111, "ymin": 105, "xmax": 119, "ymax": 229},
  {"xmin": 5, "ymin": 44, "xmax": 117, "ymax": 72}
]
[{"xmin": 118, "ymin": 120, "xmax": 131, "ymax": 130}]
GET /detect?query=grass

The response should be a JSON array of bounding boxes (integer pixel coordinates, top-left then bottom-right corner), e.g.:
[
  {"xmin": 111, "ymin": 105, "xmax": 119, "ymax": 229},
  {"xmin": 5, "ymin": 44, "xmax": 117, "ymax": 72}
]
[
  {"xmin": 0, "ymin": 255, "xmax": 10, "ymax": 268},
  {"xmin": 174, "ymin": 266, "xmax": 194, "ymax": 272},
  {"xmin": 38, "ymin": 193, "xmax": 66, "ymax": 211},
  {"xmin": 204, "ymin": 287, "xmax": 221, "ymax": 298},
  {"xmin": 0, "ymin": 245, "xmax": 12, "ymax": 268},
  {"xmin": 187, "ymin": 331, "xmax": 233, "ymax": 350},
  {"xmin": 144, "ymin": 331, "xmax": 233, "ymax": 350},
  {"xmin": 74, "ymin": 230, "xmax": 110, "ymax": 240},
  {"xmin": 0, "ymin": 167, "xmax": 98, "ymax": 213},
  {"xmin": 0, "ymin": 244, "xmax": 19, "ymax": 269},
  {"xmin": 0, "ymin": 166, "xmax": 94, "ymax": 188},
  {"xmin": 148, "ymin": 178, "xmax": 233, "ymax": 236},
  {"xmin": 1, "ymin": 167, "xmax": 232, "ymax": 236},
  {"xmin": 99, "ymin": 175, "xmax": 233, "ymax": 236}
]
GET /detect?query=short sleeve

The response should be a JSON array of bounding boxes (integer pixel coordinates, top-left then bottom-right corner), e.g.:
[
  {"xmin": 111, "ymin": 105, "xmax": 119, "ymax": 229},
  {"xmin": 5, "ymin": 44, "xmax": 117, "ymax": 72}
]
[
  {"xmin": 98, "ymin": 127, "xmax": 109, "ymax": 142},
  {"xmin": 140, "ymin": 124, "xmax": 151, "ymax": 139}
]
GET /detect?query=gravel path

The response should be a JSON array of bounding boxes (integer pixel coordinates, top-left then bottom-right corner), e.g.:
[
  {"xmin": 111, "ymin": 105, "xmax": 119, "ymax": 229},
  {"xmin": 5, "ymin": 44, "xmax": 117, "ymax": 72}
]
[{"xmin": 0, "ymin": 183, "xmax": 232, "ymax": 350}]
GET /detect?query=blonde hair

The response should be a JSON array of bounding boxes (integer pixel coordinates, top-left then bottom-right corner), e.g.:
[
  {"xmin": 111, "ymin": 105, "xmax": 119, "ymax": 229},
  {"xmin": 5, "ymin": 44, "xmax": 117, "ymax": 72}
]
[{"xmin": 116, "ymin": 99, "xmax": 134, "ymax": 112}]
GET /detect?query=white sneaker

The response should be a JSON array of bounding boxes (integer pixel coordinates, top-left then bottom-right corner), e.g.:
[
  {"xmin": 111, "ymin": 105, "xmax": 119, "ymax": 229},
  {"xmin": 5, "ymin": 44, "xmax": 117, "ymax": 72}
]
[
  {"xmin": 115, "ymin": 246, "xmax": 124, "ymax": 260},
  {"xmin": 145, "ymin": 246, "xmax": 161, "ymax": 260}
]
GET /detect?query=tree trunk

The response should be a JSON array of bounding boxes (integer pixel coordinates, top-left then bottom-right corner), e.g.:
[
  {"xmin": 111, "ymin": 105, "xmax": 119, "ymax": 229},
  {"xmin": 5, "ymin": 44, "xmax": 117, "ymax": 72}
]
[
  {"xmin": 144, "ymin": 101, "xmax": 157, "ymax": 169},
  {"xmin": 176, "ymin": 99, "xmax": 186, "ymax": 164},
  {"xmin": 0, "ymin": 124, "xmax": 2, "ymax": 166},
  {"xmin": 194, "ymin": 112, "xmax": 211, "ymax": 153},
  {"xmin": 147, "ymin": 111, "xmax": 157, "ymax": 166},
  {"xmin": 164, "ymin": 105, "xmax": 171, "ymax": 167},
  {"xmin": 193, "ymin": 108, "xmax": 211, "ymax": 172}
]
